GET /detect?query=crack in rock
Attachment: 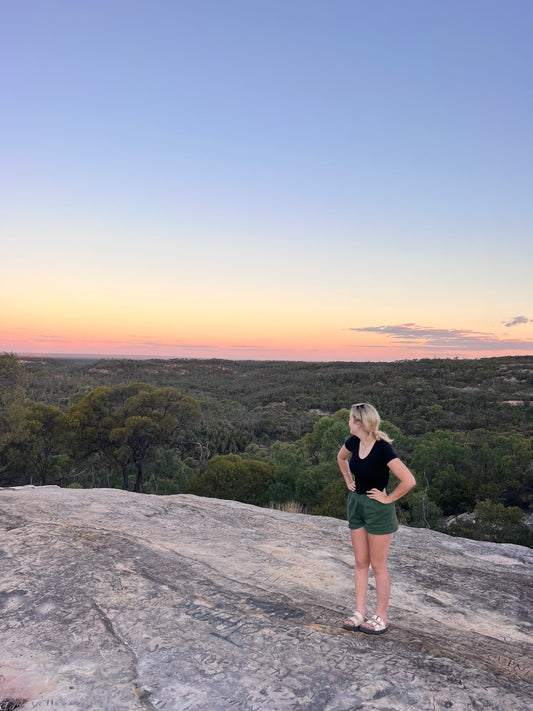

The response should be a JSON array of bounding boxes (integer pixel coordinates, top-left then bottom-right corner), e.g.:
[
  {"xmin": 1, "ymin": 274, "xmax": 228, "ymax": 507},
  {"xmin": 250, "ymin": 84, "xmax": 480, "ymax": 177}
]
[{"xmin": 91, "ymin": 601, "xmax": 159, "ymax": 711}]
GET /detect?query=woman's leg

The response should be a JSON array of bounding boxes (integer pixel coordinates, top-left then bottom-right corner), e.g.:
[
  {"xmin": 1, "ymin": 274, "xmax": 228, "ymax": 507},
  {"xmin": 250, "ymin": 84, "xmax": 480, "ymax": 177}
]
[
  {"xmin": 350, "ymin": 527, "xmax": 370, "ymax": 616},
  {"xmin": 366, "ymin": 532, "xmax": 392, "ymax": 623}
]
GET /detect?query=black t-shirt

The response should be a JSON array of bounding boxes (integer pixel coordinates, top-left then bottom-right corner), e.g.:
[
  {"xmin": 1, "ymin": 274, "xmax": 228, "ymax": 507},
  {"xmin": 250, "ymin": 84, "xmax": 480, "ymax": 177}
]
[{"xmin": 345, "ymin": 435, "xmax": 397, "ymax": 494}]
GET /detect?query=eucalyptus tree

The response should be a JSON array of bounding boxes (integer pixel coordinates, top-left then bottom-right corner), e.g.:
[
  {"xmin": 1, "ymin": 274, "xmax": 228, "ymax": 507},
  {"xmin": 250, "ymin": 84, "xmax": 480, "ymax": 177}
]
[
  {"xmin": 69, "ymin": 383, "xmax": 201, "ymax": 492},
  {"xmin": 184, "ymin": 454, "xmax": 275, "ymax": 506},
  {"xmin": 3, "ymin": 401, "xmax": 71, "ymax": 486},
  {"xmin": 0, "ymin": 353, "xmax": 28, "ymax": 452}
]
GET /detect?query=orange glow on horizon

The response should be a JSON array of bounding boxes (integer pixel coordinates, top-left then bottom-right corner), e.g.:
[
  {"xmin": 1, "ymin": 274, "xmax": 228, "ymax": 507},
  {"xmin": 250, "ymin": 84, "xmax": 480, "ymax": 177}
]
[
  {"xmin": 2, "ymin": 325, "xmax": 531, "ymax": 364},
  {"xmin": 3, "ymin": 283, "xmax": 532, "ymax": 362}
]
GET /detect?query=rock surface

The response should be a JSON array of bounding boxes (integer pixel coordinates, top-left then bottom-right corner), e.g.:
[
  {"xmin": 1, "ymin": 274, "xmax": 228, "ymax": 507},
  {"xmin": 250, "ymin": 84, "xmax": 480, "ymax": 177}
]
[{"xmin": 1, "ymin": 486, "xmax": 532, "ymax": 711}]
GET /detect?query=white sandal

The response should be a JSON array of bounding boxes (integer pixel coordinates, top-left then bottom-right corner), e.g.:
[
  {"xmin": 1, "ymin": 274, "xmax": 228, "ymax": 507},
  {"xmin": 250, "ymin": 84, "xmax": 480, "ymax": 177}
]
[
  {"xmin": 360, "ymin": 614, "xmax": 389, "ymax": 635},
  {"xmin": 342, "ymin": 610, "xmax": 365, "ymax": 631}
]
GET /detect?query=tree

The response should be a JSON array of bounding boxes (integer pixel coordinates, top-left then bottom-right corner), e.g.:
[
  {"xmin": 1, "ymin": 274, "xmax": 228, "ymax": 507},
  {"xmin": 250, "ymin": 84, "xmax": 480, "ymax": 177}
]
[
  {"xmin": 69, "ymin": 383, "xmax": 145, "ymax": 489},
  {"xmin": 473, "ymin": 500, "xmax": 531, "ymax": 545},
  {"xmin": 396, "ymin": 489, "xmax": 443, "ymax": 528},
  {"xmin": 111, "ymin": 387, "xmax": 201, "ymax": 492},
  {"xmin": 4, "ymin": 402, "xmax": 71, "ymax": 485},
  {"xmin": 69, "ymin": 383, "xmax": 201, "ymax": 491},
  {"xmin": 472, "ymin": 432, "xmax": 532, "ymax": 507},
  {"xmin": 302, "ymin": 409, "xmax": 350, "ymax": 464},
  {"xmin": 141, "ymin": 446, "xmax": 196, "ymax": 495},
  {"xmin": 0, "ymin": 353, "xmax": 28, "ymax": 482},
  {"xmin": 266, "ymin": 441, "xmax": 310, "ymax": 505},
  {"xmin": 184, "ymin": 454, "xmax": 275, "ymax": 506},
  {"xmin": 447, "ymin": 500, "xmax": 532, "ymax": 546},
  {"xmin": 429, "ymin": 466, "xmax": 473, "ymax": 516},
  {"xmin": 311, "ymin": 479, "xmax": 348, "ymax": 520}
]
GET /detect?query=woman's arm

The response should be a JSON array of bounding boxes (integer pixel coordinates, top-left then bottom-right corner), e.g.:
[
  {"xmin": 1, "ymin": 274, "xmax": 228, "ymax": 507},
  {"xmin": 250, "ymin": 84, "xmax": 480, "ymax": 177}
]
[
  {"xmin": 367, "ymin": 457, "xmax": 416, "ymax": 503},
  {"xmin": 337, "ymin": 445, "xmax": 356, "ymax": 491}
]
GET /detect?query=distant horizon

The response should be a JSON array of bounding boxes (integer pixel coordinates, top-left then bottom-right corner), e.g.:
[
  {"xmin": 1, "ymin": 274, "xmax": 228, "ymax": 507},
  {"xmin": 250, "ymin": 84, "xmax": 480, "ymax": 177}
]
[
  {"xmin": 11, "ymin": 350, "xmax": 533, "ymax": 364},
  {"xmin": 4, "ymin": 331, "xmax": 533, "ymax": 362}
]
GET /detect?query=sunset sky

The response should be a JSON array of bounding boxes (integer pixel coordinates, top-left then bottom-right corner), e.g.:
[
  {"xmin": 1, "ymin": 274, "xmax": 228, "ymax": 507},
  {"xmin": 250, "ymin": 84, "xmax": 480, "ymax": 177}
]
[{"xmin": 2, "ymin": 0, "xmax": 532, "ymax": 362}]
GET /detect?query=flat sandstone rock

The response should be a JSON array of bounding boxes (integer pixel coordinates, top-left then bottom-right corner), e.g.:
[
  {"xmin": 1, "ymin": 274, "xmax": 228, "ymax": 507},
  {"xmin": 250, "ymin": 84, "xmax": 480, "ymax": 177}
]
[{"xmin": 0, "ymin": 486, "xmax": 532, "ymax": 710}]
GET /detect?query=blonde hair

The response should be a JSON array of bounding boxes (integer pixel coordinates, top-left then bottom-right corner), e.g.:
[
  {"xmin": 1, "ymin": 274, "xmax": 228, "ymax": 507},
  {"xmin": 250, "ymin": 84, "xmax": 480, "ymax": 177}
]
[{"xmin": 350, "ymin": 403, "xmax": 393, "ymax": 443}]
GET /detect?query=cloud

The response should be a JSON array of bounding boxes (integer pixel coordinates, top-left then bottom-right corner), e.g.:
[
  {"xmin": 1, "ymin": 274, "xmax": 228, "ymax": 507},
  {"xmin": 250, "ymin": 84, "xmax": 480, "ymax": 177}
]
[
  {"xmin": 133, "ymin": 341, "xmax": 218, "ymax": 350},
  {"xmin": 348, "ymin": 323, "xmax": 533, "ymax": 352},
  {"xmin": 503, "ymin": 316, "xmax": 532, "ymax": 328},
  {"xmin": 34, "ymin": 337, "xmax": 69, "ymax": 343},
  {"xmin": 228, "ymin": 344, "xmax": 290, "ymax": 352}
]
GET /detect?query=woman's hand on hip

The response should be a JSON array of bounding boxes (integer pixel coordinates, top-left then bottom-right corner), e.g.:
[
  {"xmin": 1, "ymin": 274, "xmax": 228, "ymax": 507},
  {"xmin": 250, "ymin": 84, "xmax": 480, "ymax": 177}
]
[{"xmin": 367, "ymin": 487, "xmax": 390, "ymax": 503}]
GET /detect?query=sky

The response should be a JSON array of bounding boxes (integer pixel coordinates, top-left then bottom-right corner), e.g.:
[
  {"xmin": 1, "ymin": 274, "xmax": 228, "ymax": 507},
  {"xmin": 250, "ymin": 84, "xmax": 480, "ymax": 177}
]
[{"xmin": 1, "ymin": 0, "xmax": 532, "ymax": 362}]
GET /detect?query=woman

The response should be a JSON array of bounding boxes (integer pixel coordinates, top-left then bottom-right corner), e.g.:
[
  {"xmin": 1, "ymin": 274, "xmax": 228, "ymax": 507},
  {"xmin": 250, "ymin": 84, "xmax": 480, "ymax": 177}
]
[{"xmin": 337, "ymin": 403, "xmax": 416, "ymax": 635}]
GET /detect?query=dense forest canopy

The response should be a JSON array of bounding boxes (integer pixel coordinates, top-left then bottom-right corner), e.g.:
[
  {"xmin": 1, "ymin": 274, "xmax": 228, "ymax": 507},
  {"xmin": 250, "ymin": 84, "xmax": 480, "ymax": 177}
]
[
  {"xmin": 1, "ymin": 353, "xmax": 532, "ymax": 546},
  {"xmin": 19, "ymin": 354, "xmax": 533, "ymax": 434}
]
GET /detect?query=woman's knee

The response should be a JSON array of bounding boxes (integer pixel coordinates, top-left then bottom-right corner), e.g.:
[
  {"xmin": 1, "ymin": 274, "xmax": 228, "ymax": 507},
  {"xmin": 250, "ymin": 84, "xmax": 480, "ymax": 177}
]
[
  {"xmin": 355, "ymin": 557, "xmax": 370, "ymax": 570},
  {"xmin": 370, "ymin": 560, "xmax": 389, "ymax": 575}
]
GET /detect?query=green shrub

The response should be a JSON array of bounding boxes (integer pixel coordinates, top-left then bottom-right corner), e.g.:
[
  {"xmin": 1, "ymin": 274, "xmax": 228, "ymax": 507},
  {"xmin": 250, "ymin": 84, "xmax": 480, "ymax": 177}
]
[{"xmin": 184, "ymin": 454, "xmax": 275, "ymax": 507}]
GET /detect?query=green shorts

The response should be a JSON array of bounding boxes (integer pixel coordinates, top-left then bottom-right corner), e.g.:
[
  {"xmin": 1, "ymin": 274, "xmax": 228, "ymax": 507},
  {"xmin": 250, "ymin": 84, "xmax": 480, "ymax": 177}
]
[{"xmin": 347, "ymin": 491, "xmax": 398, "ymax": 535}]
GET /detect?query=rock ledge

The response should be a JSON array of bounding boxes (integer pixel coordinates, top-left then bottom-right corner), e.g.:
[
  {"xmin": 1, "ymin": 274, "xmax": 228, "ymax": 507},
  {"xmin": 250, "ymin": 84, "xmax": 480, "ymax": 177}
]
[{"xmin": 1, "ymin": 486, "xmax": 532, "ymax": 710}]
